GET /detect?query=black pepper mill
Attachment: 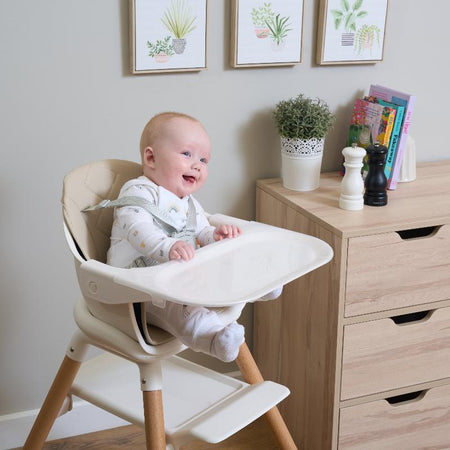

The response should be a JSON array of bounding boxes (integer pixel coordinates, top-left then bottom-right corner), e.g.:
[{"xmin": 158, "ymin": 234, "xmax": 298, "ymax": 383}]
[{"xmin": 364, "ymin": 142, "xmax": 388, "ymax": 206}]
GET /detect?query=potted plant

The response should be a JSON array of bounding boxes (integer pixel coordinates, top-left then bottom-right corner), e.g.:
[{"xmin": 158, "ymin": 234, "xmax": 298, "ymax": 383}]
[
  {"xmin": 147, "ymin": 36, "xmax": 175, "ymax": 63},
  {"xmin": 273, "ymin": 94, "xmax": 335, "ymax": 191},
  {"xmin": 251, "ymin": 3, "xmax": 275, "ymax": 38},
  {"xmin": 266, "ymin": 14, "xmax": 291, "ymax": 48},
  {"xmin": 161, "ymin": 0, "xmax": 197, "ymax": 54}
]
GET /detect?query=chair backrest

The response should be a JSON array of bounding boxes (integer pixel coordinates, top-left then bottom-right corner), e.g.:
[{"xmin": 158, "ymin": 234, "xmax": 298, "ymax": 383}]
[{"xmin": 62, "ymin": 159, "xmax": 142, "ymax": 262}]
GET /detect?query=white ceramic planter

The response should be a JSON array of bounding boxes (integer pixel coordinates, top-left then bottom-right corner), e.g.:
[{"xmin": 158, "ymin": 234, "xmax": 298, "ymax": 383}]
[{"xmin": 281, "ymin": 137, "xmax": 324, "ymax": 191}]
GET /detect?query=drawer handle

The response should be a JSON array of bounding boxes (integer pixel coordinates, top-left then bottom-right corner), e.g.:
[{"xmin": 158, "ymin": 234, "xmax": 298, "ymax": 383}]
[
  {"xmin": 385, "ymin": 390, "xmax": 426, "ymax": 405},
  {"xmin": 396, "ymin": 225, "xmax": 441, "ymax": 240},
  {"xmin": 390, "ymin": 310, "xmax": 432, "ymax": 325}
]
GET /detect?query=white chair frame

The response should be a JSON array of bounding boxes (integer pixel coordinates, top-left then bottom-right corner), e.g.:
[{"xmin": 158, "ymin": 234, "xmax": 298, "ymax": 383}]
[{"xmin": 23, "ymin": 160, "xmax": 333, "ymax": 449}]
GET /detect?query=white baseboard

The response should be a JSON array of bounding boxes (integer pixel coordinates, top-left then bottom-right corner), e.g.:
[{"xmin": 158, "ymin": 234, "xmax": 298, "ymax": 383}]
[{"xmin": 0, "ymin": 400, "xmax": 128, "ymax": 450}]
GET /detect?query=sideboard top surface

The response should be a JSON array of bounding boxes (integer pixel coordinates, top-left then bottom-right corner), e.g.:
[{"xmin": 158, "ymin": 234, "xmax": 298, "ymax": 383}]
[{"xmin": 257, "ymin": 161, "xmax": 450, "ymax": 238}]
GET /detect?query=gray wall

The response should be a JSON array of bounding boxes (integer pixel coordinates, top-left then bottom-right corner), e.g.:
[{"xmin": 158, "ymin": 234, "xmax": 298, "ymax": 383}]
[{"xmin": 1, "ymin": 0, "xmax": 449, "ymax": 416}]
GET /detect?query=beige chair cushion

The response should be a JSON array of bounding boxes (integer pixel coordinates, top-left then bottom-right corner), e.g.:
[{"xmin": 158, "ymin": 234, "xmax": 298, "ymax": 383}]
[
  {"xmin": 62, "ymin": 159, "xmax": 142, "ymax": 262},
  {"xmin": 62, "ymin": 159, "xmax": 176, "ymax": 346}
]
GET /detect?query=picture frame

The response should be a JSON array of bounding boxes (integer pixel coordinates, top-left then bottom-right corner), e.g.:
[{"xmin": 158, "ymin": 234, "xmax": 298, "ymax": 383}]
[
  {"xmin": 129, "ymin": 0, "xmax": 207, "ymax": 74},
  {"xmin": 316, "ymin": 0, "xmax": 388, "ymax": 65},
  {"xmin": 231, "ymin": 0, "xmax": 304, "ymax": 68}
]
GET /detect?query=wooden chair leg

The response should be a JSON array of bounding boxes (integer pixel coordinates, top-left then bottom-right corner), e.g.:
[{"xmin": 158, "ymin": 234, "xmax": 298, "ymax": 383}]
[
  {"xmin": 236, "ymin": 342, "xmax": 297, "ymax": 450},
  {"xmin": 143, "ymin": 389, "xmax": 166, "ymax": 450},
  {"xmin": 23, "ymin": 355, "xmax": 82, "ymax": 450}
]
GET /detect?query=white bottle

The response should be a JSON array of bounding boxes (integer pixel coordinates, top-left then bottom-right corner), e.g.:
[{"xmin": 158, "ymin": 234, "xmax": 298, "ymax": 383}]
[{"xmin": 339, "ymin": 143, "xmax": 366, "ymax": 210}]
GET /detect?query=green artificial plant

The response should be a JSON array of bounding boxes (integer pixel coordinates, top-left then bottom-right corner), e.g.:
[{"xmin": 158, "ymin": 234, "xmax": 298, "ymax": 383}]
[{"xmin": 273, "ymin": 94, "xmax": 335, "ymax": 140}]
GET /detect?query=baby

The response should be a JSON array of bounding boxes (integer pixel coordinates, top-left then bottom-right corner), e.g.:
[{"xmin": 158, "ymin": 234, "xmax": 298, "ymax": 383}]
[{"xmin": 107, "ymin": 112, "xmax": 246, "ymax": 362}]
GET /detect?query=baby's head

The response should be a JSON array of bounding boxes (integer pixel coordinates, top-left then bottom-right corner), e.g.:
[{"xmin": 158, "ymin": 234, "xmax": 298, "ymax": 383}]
[{"xmin": 140, "ymin": 112, "xmax": 211, "ymax": 198}]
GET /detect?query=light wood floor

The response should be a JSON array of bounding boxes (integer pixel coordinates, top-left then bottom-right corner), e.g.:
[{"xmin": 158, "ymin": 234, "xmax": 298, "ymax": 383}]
[{"xmin": 40, "ymin": 417, "xmax": 279, "ymax": 449}]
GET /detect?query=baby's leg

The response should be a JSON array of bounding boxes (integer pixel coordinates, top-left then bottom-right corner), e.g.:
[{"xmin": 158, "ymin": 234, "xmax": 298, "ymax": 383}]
[{"xmin": 146, "ymin": 302, "xmax": 245, "ymax": 362}]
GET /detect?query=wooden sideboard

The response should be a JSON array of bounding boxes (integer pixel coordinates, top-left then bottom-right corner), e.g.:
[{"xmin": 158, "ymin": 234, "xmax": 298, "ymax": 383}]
[{"xmin": 254, "ymin": 161, "xmax": 450, "ymax": 449}]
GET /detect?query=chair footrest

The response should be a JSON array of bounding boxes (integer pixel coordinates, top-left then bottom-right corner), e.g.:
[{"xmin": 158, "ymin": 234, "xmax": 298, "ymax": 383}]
[
  {"xmin": 177, "ymin": 380, "xmax": 288, "ymax": 444},
  {"xmin": 69, "ymin": 353, "xmax": 289, "ymax": 446}
]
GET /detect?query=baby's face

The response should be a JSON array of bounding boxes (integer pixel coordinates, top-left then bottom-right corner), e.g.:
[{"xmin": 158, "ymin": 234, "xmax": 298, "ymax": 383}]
[{"xmin": 144, "ymin": 118, "xmax": 211, "ymax": 198}]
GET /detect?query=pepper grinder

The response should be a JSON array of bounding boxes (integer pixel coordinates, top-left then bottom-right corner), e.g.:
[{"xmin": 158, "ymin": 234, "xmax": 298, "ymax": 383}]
[
  {"xmin": 339, "ymin": 143, "xmax": 366, "ymax": 210},
  {"xmin": 364, "ymin": 142, "xmax": 388, "ymax": 206}
]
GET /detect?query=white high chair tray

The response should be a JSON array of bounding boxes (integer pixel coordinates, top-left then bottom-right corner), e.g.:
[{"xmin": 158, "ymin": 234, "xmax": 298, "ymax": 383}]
[{"xmin": 105, "ymin": 220, "xmax": 333, "ymax": 307}]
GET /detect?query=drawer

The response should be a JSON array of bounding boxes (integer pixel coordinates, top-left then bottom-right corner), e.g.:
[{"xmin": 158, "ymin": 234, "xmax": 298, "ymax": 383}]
[
  {"xmin": 341, "ymin": 307, "xmax": 450, "ymax": 400},
  {"xmin": 345, "ymin": 224, "xmax": 450, "ymax": 317},
  {"xmin": 339, "ymin": 383, "xmax": 450, "ymax": 449}
]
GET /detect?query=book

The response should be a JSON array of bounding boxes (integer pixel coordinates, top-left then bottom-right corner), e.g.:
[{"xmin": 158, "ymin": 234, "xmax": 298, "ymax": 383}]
[
  {"xmin": 348, "ymin": 98, "xmax": 394, "ymax": 177},
  {"xmin": 350, "ymin": 98, "xmax": 384, "ymax": 145},
  {"xmin": 365, "ymin": 95, "xmax": 396, "ymax": 148},
  {"xmin": 377, "ymin": 99, "xmax": 405, "ymax": 182},
  {"xmin": 368, "ymin": 85, "xmax": 416, "ymax": 190}
]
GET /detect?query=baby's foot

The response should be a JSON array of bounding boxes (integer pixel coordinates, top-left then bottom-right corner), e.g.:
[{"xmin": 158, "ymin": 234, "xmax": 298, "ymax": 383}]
[
  {"xmin": 146, "ymin": 302, "xmax": 244, "ymax": 362},
  {"xmin": 260, "ymin": 286, "xmax": 283, "ymax": 301},
  {"xmin": 211, "ymin": 322, "xmax": 245, "ymax": 362}
]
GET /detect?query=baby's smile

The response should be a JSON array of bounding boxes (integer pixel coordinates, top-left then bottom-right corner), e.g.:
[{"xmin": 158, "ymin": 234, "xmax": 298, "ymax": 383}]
[{"xmin": 183, "ymin": 175, "xmax": 196, "ymax": 184}]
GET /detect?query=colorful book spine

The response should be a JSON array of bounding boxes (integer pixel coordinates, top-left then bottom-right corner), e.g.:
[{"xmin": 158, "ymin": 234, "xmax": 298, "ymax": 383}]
[
  {"xmin": 378, "ymin": 105, "xmax": 396, "ymax": 147},
  {"xmin": 369, "ymin": 85, "xmax": 416, "ymax": 189},
  {"xmin": 377, "ymin": 99, "xmax": 405, "ymax": 182}
]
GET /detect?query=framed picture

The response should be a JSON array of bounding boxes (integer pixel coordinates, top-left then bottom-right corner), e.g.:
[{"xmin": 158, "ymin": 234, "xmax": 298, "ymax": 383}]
[
  {"xmin": 231, "ymin": 0, "xmax": 304, "ymax": 68},
  {"xmin": 316, "ymin": 0, "xmax": 388, "ymax": 65},
  {"xmin": 129, "ymin": 0, "xmax": 207, "ymax": 74}
]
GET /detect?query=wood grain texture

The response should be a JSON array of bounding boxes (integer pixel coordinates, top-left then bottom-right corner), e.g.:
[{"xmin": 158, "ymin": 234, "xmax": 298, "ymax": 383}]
[
  {"xmin": 256, "ymin": 161, "xmax": 450, "ymax": 238},
  {"xmin": 345, "ymin": 225, "xmax": 450, "ymax": 316},
  {"xmin": 236, "ymin": 343, "xmax": 297, "ymax": 450},
  {"xmin": 23, "ymin": 356, "xmax": 82, "ymax": 450},
  {"xmin": 339, "ymin": 383, "xmax": 450, "ymax": 449},
  {"xmin": 341, "ymin": 307, "xmax": 450, "ymax": 400},
  {"xmin": 256, "ymin": 162, "xmax": 450, "ymax": 449},
  {"xmin": 255, "ymin": 189, "xmax": 343, "ymax": 450}
]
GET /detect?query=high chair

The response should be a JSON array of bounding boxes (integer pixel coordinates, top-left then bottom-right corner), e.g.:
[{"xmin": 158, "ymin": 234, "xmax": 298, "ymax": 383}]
[{"xmin": 24, "ymin": 159, "xmax": 333, "ymax": 450}]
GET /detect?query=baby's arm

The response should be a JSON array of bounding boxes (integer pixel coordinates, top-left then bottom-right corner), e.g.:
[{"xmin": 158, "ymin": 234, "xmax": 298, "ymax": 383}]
[{"xmin": 119, "ymin": 209, "xmax": 178, "ymax": 262}]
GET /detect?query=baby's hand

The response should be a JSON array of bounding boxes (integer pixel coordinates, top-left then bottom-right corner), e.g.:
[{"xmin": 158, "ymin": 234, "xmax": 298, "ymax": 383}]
[
  {"xmin": 169, "ymin": 240, "xmax": 195, "ymax": 261},
  {"xmin": 213, "ymin": 224, "xmax": 242, "ymax": 241}
]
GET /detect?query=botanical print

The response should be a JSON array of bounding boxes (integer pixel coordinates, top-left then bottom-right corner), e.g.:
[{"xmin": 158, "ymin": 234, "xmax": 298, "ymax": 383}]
[
  {"xmin": 133, "ymin": 0, "xmax": 206, "ymax": 72},
  {"xmin": 235, "ymin": 0, "xmax": 303, "ymax": 66},
  {"xmin": 322, "ymin": 0, "xmax": 387, "ymax": 63}
]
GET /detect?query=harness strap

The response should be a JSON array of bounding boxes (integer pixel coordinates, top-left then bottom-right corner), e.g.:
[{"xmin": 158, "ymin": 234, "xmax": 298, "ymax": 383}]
[
  {"xmin": 83, "ymin": 196, "xmax": 181, "ymax": 234},
  {"xmin": 84, "ymin": 194, "xmax": 199, "ymax": 265}
]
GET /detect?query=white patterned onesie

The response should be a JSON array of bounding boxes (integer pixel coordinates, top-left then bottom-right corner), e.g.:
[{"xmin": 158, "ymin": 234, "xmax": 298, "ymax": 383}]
[{"xmin": 107, "ymin": 175, "xmax": 245, "ymax": 362}]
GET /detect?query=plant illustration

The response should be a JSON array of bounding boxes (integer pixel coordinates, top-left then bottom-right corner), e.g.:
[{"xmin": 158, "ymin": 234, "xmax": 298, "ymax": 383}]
[
  {"xmin": 330, "ymin": 0, "xmax": 368, "ymax": 32},
  {"xmin": 266, "ymin": 14, "xmax": 291, "ymax": 46},
  {"xmin": 147, "ymin": 36, "xmax": 175, "ymax": 61},
  {"xmin": 251, "ymin": 2, "xmax": 275, "ymax": 38},
  {"xmin": 354, "ymin": 24, "xmax": 380, "ymax": 55},
  {"xmin": 161, "ymin": 0, "xmax": 196, "ymax": 39},
  {"xmin": 251, "ymin": 2, "xmax": 274, "ymax": 26}
]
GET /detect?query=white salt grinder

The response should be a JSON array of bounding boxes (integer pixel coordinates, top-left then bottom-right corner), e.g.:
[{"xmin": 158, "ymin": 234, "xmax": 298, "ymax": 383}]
[{"xmin": 339, "ymin": 143, "xmax": 366, "ymax": 210}]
